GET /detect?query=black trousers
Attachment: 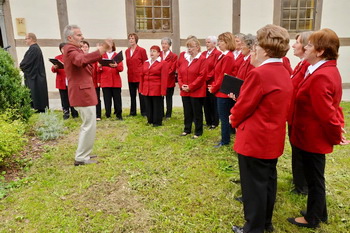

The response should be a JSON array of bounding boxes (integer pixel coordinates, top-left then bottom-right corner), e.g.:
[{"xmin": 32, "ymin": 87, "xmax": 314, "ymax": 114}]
[
  {"xmin": 165, "ymin": 87, "xmax": 175, "ymax": 118},
  {"xmin": 203, "ymin": 89, "xmax": 219, "ymax": 126},
  {"xmin": 291, "ymin": 144, "xmax": 308, "ymax": 193},
  {"xmin": 95, "ymin": 87, "xmax": 101, "ymax": 118},
  {"xmin": 238, "ymin": 154, "xmax": 277, "ymax": 233},
  {"xmin": 59, "ymin": 89, "xmax": 78, "ymax": 117},
  {"xmin": 144, "ymin": 95, "xmax": 163, "ymax": 126},
  {"xmin": 128, "ymin": 82, "xmax": 146, "ymax": 116},
  {"xmin": 300, "ymin": 148, "xmax": 328, "ymax": 225},
  {"xmin": 102, "ymin": 87, "xmax": 122, "ymax": 118},
  {"xmin": 181, "ymin": 96, "xmax": 204, "ymax": 136}
]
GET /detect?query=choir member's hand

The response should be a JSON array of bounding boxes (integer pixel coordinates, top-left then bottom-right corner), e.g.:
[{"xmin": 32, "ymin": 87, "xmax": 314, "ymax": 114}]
[
  {"xmin": 208, "ymin": 85, "xmax": 213, "ymax": 93},
  {"xmin": 182, "ymin": 84, "xmax": 189, "ymax": 92},
  {"xmin": 340, "ymin": 128, "xmax": 350, "ymax": 145},
  {"xmin": 228, "ymin": 93, "xmax": 236, "ymax": 101},
  {"xmin": 109, "ymin": 63, "xmax": 117, "ymax": 67}
]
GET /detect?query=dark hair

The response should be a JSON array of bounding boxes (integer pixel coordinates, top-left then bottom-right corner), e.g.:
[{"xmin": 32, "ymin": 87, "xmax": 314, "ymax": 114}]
[
  {"xmin": 309, "ymin": 28, "xmax": 339, "ymax": 60},
  {"xmin": 81, "ymin": 40, "xmax": 90, "ymax": 47},
  {"xmin": 59, "ymin": 42, "xmax": 66, "ymax": 51},
  {"xmin": 128, "ymin": 33, "xmax": 139, "ymax": 43}
]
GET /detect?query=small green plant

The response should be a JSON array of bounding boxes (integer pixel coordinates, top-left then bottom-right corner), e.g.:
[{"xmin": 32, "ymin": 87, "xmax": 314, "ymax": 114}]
[
  {"xmin": 0, "ymin": 110, "xmax": 27, "ymax": 167},
  {"xmin": 0, "ymin": 48, "xmax": 33, "ymax": 121},
  {"xmin": 35, "ymin": 109, "xmax": 64, "ymax": 141}
]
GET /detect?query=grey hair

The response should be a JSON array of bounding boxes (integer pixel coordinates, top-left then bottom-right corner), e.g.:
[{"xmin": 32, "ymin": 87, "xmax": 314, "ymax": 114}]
[
  {"xmin": 296, "ymin": 31, "xmax": 313, "ymax": 51},
  {"xmin": 63, "ymin": 24, "xmax": 80, "ymax": 42},
  {"xmin": 242, "ymin": 34, "xmax": 256, "ymax": 50},
  {"xmin": 235, "ymin": 33, "xmax": 245, "ymax": 41},
  {"xmin": 206, "ymin": 36, "xmax": 217, "ymax": 45},
  {"xmin": 161, "ymin": 37, "xmax": 172, "ymax": 46}
]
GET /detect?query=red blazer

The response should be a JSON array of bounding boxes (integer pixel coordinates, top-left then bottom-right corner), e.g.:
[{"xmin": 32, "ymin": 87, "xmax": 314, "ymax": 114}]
[
  {"xmin": 202, "ymin": 48, "xmax": 222, "ymax": 85},
  {"xmin": 92, "ymin": 62, "xmax": 100, "ymax": 88},
  {"xmin": 63, "ymin": 43, "xmax": 101, "ymax": 107},
  {"xmin": 290, "ymin": 60, "xmax": 343, "ymax": 154},
  {"xmin": 211, "ymin": 52, "xmax": 235, "ymax": 98},
  {"xmin": 230, "ymin": 62, "xmax": 293, "ymax": 159},
  {"xmin": 51, "ymin": 54, "xmax": 67, "ymax": 90},
  {"xmin": 177, "ymin": 55, "xmax": 207, "ymax": 98},
  {"xmin": 139, "ymin": 59, "xmax": 169, "ymax": 96},
  {"xmin": 287, "ymin": 60, "xmax": 309, "ymax": 125},
  {"xmin": 160, "ymin": 50, "xmax": 178, "ymax": 88},
  {"xmin": 125, "ymin": 45, "xmax": 148, "ymax": 83},
  {"xmin": 233, "ymin": 52, "xmax": 244, "ymax": 76},
  {"xmin": 97, "ymin": 52, "xmax": 123, "ymax": 88},
  {"xmin": 236, "ymin": 55, "xmax": 255, "ymax": 80},
  {"xmin": 283, "ymin": 56, "xmax": 293, "ymax": 75}
]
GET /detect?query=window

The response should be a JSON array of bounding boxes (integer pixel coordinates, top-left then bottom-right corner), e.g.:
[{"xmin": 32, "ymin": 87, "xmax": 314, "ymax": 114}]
[
  {"xmin": 135, "ymin": 0, "xmax": 172, "ymax": 32},
  {"xmin": 281, "ymin": 0, "xmax": 316, "ymax": 32}
]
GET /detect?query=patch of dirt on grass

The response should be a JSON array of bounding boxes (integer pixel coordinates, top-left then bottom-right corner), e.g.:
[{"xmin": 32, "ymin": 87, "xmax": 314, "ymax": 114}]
[{"xmin": 70, "ymin": 175, "xmax": 151, "ymax": 232}]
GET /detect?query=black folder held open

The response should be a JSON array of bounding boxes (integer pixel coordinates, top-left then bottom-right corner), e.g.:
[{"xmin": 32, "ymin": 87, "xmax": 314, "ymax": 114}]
[
  {"xmin": 49, "ymin": 58, "xmax": 64, "ymax": 69},
  {"xmin": 99, "ymin": 51, "xmax": 124, "ymax": 66},
  {"xmin": 219, "ymin": 74, "xmax": 244, "ymax": 97}
]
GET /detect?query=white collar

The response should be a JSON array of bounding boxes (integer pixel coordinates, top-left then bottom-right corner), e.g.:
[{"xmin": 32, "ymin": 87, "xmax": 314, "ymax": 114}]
[
  {"xmin": 233, "ymin": 50, "xmax": 241, "ymax": 59},
  {"xmin": 186, "ymin": 52, "xmax": 202, "ymax": 65},
  {"xmin": 146, "ymin": 56, "xmax": 162, "ymax": 66},
  {"xmin": 243, "ymin": 54, "xmax": 250, "ymax": 61},
  {"xmin": 307, "ymin": 60, "xmax": 327, "ymax": 75},
  {"xmin": 163, "ymin": 50, "xmax": 170, "ymax": 58},
  {"xmin": 222, "ymin": 50, "xmax": 229, "ymax": 55},
  {"xmin": 260, "ymin": 58, "xmax": 283, "ymax": 67}
]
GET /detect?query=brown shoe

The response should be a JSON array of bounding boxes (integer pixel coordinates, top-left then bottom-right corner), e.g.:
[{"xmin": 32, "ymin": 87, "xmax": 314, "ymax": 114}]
[{"xmin": 74, "ymin": 159, "xmax": 98, "ymax": 166}]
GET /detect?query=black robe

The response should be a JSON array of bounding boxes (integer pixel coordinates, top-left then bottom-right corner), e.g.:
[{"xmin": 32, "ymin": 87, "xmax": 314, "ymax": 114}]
[{"xmin": 20, "ymin": 43, "xmax": 49, "ymax": 111}]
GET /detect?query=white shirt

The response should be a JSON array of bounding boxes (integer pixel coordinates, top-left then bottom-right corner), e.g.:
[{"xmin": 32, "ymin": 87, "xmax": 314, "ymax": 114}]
[
  {"xmin": 260, "ymin": 58, "xmax": 283, "ymax": 67},
  {"xmin": 233, "ymin": 50, "xmax": 242, "ymax": 59},
  {"xmin": 305, "ymin": 60, "xmax": 327, "ymax": 78},
  {"xmin": 163, "ymin": 50, "xmax": 170, "ymax": 60},
  {"xmin": 243, "ymin": 54, "xmax": 250, "ymax": 61},
  {"xmin": 106, "ymin": 51, "xmax": 114, "ymax": 59},
  {"xmin": 218, "ymin": 50, "xmax": 229, "ymax": 60},
  {"xmin": 206, "ymin": 48, "xmax": 214, "ymax": 58},
  {"xmin": 186, "ymin": 52, "xmax": 202, "ymax": 66},
  {"xmin": 146, "ymin": 56, "xmax": 161, "ymax": 68}
]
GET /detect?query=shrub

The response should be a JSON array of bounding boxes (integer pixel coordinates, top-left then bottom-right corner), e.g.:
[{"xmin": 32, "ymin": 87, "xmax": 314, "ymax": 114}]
[
  {"xmin": 0, "ymin": 48, "xmax": 32, "ymax": 121},
  {"xmin": 35, "ymin": 109, "xmax": 64, "ymax": 141},
  {"xmin": 0, "ymin": 110, "xmax": 27, "ymax": 167}
]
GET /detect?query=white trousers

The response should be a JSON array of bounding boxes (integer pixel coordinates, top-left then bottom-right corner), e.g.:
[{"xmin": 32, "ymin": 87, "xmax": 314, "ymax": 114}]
[{"xmin": 75, "ymin": 106, "xmax": 96, "ymax": 161}]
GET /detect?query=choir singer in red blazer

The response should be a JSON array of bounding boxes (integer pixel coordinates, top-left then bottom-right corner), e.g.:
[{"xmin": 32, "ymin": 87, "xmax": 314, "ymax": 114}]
[
  {"xmin": 160, "ymin": 37, "xmax": 178, "ymax": 118},
  {"xmin": 202, "ymin": 36, "xmax": 221, "ymax": 129},
  {"xmin": 230, "ymin": 25, "xmax": 293, "ymax": 233},
  {"xmin": 51, "ymin": 42, "xmax": 78, "ymax": 119},
  {"xmin": 209, "ymin": 32, "xmax": 236, "ymax": 147},
  {"xmin": 287, "ymin": 29, "xmax": 348, "ymax": 229},
  {"xmin": 178, "ymin": 38, "xmax": 207, "ymax": 138},
  {"xmin": 125, "ymin": 33, "xmax": 148, "ymax": 116},
  {"xmin": 63, "ymin": 24, "xmax": 112, "ymax": 166},
  {"xmin": 97, "ymin": 42, "xmax": 124, "ymax": 120},
  {"xmin": 139, "ymin": 45, "xmax": 168, "ymax": 127},
  {"xmin": 236, "ymin": 34, "xmax": 256, "ymax": 80}
]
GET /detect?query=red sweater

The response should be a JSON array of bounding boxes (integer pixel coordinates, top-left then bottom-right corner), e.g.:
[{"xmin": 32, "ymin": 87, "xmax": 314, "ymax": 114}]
[{"xmin": 97, "ymin": 52, "xmax": 123, "ymax": 88}]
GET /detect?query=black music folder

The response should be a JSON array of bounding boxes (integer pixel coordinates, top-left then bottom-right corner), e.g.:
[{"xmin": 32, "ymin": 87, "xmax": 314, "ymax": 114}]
[
  {"xmin": 219, "ymin": 74, "xmax": 244, "ymax": 97},
  {"xmin": 99, "ymin": 51, "xmax": 123, "ymax": 66},
  {"xmin": 49, "ymin": 58, "xmax": 64, "ymax": 69}
]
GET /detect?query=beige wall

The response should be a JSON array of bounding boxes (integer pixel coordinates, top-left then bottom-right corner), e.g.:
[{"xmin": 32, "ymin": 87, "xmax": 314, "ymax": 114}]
[
  {"xmin": 66, "ymin": 0, "xmax": 127, "ymax": 39},
  {"xmin": 241, "ymin": 0, "xmax": 274, "ymax": 34},
  {"xmin": 179, "ymin": 0, "xmax": 232, "ymax": 38},
  {"xmin": 10, "ymin": 0, "xmax": 60, "ymax": 39}
]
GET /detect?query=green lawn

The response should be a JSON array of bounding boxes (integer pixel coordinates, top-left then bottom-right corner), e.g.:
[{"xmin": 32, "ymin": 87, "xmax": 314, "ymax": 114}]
[{"xmin": 1, "ymin": 102, "xmax": 350, "ymax": 232}]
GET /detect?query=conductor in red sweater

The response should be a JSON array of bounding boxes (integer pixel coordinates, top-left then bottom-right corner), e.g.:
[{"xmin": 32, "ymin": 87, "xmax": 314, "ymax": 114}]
[
  {"xmin": 63, "ymin": 24, "xmax": 112, "ymax": 166},
  {"xmin": 230, "ymin": 25, "xmax": 293, "ymax": 233}
]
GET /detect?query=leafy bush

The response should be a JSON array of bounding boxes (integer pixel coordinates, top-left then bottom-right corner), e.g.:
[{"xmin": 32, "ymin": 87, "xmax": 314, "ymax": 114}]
[
  {"xmin": 0, "ymin": 110, "xmax": 27, "ymax": 167},
  {"xmin": 35, "ymin": 109, "xmax": 64, "ymax": 141},
  {"xmin": 0, "ymin": 48, "xmax": 33, "ymax": 121}
]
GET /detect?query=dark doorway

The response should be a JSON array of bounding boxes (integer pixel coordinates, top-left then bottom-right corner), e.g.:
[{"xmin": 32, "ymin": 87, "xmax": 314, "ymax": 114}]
[{"xmin": 0, "ymin": 27, "xmax": 3, "ymax": 48}]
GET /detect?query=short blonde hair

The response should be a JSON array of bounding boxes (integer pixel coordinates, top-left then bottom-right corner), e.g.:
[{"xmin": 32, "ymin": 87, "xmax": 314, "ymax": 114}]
[
  {"xmin": 218, "ymin": 32, "xmax": 236, "ymax": 51},
  {"xmin": 186, "ymin": 38, "xmax": 201, "ymax": 52},
  {"xmin": 256, "ymin": 24, "xmax": 290, "ymax": 58}
]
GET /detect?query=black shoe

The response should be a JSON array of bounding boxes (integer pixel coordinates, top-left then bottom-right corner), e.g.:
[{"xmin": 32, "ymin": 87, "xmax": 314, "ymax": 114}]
[
  {"xmin": 232, "ymin": 225, "xmax": 244, "ymax": 233},
  {"xmin": 214, "ymin": 142, "xmax": 228, "ymax": 148},
  {"xmin": 116, "ymin": 116, "xmax": 123, "ymax": 121},
  {"xmin": 74, "ymin": 159, "xmax": 98, "ymax": 166},
  {"xmin": 129, "ymin": 113, "xmax": 137, "ymax": 117},
  {"xmin": 63, "ymin": 114, "xmax": 70, "ymax": 120},
  {"xmin": 235, "ymin": 196, "xmax": 243, "ymax": 203},
  {"xmin": 287, "ymin": 217, "xmax": 319, "ymax": 229},
  {"xmin": 265, "ymin": 223, "xmax": 274, "ymax": 232},
  {"xmin": 209, "ymin": 125, "xmax": 217, "ymax": 130},
  {"xmin": 300, "ymin": 210, "xmax": 328, "ymax": 223},
  {"xmin": 291, "ymin": 188, "xmax": 308, "ymax": 195},
  {"xmin": 153, "ymin": 124, "xmax": 162, "ymax": 127}
]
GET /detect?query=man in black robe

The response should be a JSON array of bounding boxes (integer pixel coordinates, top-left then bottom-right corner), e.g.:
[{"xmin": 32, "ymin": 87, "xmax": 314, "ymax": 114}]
[{"xmin": 20, "ymin": 33, "xmax": 49, "ymax": 112}]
